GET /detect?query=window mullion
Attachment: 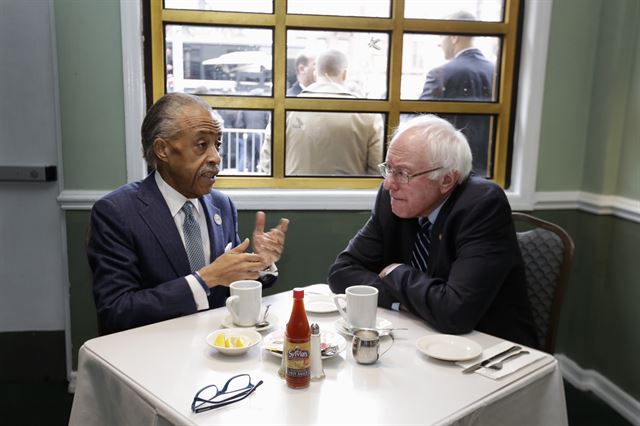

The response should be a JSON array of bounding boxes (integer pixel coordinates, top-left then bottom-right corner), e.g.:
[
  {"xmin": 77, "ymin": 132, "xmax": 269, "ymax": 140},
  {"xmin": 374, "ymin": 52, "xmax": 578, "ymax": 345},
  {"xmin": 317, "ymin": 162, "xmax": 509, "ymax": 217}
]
[
  {"xmin": 387, "ymin": 0, "xmax": 406, "ymax": 134},
  {"xmin": 272, "ymin": 0, "xmax": 287, "ymax": 179},
  {"xmin": 493, "ymin": 0, "xmax": 522, "ymax": 185}
]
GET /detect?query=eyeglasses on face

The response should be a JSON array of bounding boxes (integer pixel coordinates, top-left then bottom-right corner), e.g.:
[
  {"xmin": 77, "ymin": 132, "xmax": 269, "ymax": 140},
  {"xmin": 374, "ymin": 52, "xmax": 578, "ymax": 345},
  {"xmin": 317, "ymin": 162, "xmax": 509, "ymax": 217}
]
[
  {"xmin": 191, "ymin": 373, "xmax": 263, "ymax": 414},
  {"xmin": 378, "ymin": 162, "xmax": 443, "ymax": 185}
]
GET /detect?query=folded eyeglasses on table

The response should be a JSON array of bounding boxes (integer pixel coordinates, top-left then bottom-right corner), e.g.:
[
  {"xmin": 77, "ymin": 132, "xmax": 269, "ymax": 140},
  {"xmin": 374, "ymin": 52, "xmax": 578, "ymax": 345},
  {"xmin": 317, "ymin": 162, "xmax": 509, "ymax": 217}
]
[{"xmin": 191, "ymin": 373, "xmax": 263, "ymax": 413}]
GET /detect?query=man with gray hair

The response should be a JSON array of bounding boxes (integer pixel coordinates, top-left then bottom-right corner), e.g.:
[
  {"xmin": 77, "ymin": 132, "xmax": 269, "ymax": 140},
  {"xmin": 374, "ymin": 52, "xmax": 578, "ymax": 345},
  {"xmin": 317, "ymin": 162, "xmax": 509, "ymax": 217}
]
[
  {"xmin": 328, "ymin": 114, "xmax": 537, "ymax": 347},
  {"xmin": 88, "ymin": 93, "xmax": 289, "ymax": 334}
]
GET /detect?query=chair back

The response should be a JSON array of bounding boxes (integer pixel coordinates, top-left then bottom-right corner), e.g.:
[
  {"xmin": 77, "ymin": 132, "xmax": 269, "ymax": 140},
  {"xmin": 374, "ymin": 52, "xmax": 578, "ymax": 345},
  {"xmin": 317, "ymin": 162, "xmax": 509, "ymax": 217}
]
[{"xmin": 512, "ymin": 212, "xmax": 574, "ymax": 353}]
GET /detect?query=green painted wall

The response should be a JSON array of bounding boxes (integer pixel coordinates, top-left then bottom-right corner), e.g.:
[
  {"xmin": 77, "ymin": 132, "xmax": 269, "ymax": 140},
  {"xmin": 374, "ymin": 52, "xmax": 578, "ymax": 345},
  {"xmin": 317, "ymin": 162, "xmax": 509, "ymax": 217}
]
[
  {"xmin": 537, "ymin": 211, "xmax": 640, "ymax": 400},
  {"xmin": 237, "ymin": 211, "xmax": 371, "ymax": 294},
  {"xmin": 536, "ymin": 0, "xmax": 601, "ymax": 191},
  {"xmin": 55, "ymin": 0, "xmax": 126, "ymax": 189},
  {"xmin": 616, "ymin": 17, "xmax": 640, "ymax": 200},
  {"xmin": 581, "ymin": 0, "xmax": 640, "ymax": 195},
  {"xmin": 537, "ymin": 0, "xmax": 640, "ymax": 198},
  {"xmin": 66, "ymin": 211, "xmax": 96, "ymax": 368}
]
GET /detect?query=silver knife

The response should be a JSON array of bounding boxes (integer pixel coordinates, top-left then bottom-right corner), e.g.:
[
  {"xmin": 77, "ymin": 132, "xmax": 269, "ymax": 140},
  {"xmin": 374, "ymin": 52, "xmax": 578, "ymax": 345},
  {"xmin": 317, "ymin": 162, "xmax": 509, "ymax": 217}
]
[{"xmin": 462, "ymin": 345, "xmax": 521, "ymax": 374}]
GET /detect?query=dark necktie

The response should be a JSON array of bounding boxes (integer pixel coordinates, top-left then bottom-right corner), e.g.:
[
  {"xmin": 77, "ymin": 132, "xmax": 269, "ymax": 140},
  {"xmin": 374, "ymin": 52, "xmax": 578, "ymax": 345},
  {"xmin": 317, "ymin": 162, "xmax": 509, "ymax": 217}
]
[
  {"xmin": 182, "ymin": 201, "xmax": 207, "ymax": 272},
  {"xmin": 411, "ymin": 219, "xmax": 432, "ymax": 272}
]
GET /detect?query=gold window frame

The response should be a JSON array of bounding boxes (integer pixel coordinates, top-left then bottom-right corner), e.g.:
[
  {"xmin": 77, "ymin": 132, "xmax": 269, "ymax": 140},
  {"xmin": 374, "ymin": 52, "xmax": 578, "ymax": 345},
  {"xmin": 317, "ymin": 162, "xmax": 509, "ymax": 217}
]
[{"xmin": 150, "ymin": 0, "xmax": 521, "ymax": 188}]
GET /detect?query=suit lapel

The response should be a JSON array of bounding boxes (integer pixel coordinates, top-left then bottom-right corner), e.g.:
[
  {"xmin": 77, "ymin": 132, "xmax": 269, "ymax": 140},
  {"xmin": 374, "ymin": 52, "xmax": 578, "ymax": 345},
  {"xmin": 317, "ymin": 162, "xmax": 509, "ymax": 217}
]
[
  {"xmin": 428, "ymin": 177, "xmax": 468, "ymax": 270},
  {"xmin": 137, "ymin": 173, "xmax": 191, "ymax": 275},
  {"xmin": 401, "ymin": 219, "xmax": 420, "ymax": 264}
]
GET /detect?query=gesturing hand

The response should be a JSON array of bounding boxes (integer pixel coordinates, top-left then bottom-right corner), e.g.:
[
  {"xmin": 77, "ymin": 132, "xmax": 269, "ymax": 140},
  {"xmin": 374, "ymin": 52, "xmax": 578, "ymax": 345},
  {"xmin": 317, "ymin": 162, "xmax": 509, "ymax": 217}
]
[
  {"xmin": 252, "ymin": 211, "xmax": 289, "ymax": 265},
  {"xmin": 197, "ymin": 238, "xmax": 267, "ymax": 286}
]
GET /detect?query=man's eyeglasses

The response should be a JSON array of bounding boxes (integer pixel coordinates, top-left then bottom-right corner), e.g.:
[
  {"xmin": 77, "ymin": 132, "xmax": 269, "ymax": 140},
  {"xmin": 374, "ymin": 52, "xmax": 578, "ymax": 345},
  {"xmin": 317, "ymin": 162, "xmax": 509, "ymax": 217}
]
[
  {"xmin": 378, "ymin": 162, "xmax": 443, "ymax": 185},
  {"xmin": 191, "ymin": 374, "xmax": 263, "ymax": 413}
]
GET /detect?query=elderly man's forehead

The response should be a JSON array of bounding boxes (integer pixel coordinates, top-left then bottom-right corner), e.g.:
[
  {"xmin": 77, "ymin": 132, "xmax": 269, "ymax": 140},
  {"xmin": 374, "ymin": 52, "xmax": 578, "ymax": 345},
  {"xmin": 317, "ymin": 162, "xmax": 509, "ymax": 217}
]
[
  {"xmin": 177, "ymin": 108, "xmax": 220, "ymax": 133},
  {"xmin": 393, "ymin": 126, "xmax": 426, "ymax": 147},
  {"xmin": 389, "ymin": 127, "xmax": 429, "ymax": 161}
]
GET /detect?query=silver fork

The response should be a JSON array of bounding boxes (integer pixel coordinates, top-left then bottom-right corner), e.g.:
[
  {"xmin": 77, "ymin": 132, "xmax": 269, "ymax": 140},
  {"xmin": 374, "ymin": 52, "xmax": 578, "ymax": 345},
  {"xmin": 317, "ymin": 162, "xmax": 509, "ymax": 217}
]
[{"xmin": 487, "ymin": 350, "xmax": 530, "ymax": 370}]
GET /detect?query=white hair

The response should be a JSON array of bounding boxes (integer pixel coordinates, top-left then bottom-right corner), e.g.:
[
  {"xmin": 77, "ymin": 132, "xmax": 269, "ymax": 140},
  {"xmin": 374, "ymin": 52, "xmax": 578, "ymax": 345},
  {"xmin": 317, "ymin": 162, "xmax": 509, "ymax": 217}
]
[{"xmin": 392, "ymin": 115, "xmax": 472, "ymax": 182}]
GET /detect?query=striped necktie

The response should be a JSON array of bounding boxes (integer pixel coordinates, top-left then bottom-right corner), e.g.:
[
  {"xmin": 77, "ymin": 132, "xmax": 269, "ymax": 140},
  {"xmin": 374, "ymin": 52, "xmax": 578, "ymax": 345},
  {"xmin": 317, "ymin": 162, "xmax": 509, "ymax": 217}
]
[
  {"xmin": 181, "ymin": 201, "xmax": 207, "ymax": 272},
  {"xmin": 411, "ymin": 218, "xmax": 432, "ymax": 272}
]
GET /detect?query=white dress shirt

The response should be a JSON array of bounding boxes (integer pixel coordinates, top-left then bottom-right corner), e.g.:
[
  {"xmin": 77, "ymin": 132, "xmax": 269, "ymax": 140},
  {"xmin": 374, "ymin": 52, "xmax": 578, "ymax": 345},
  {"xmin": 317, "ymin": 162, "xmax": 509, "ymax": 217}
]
[{"xmin": 154, "ymin": 172, "xmax": 211, "ymax": 310}]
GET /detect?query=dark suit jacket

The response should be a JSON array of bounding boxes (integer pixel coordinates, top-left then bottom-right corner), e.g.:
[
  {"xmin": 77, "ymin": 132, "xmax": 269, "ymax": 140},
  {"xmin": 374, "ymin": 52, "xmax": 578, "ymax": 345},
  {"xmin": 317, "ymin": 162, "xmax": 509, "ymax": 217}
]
[
  {"xmin": 287, "ymin": 81, "xmax": 303, "ymax": 96},
  {"xmin": 328, "ymin": 175, "xmax": 538, "ymax": 347},
  {"xmin": 88, "ymin": 172, "xmax": 275, "ymax": 334},
  {"xmin": 419, "ymin": 48, "xmax": 495, "ymax": 176}
]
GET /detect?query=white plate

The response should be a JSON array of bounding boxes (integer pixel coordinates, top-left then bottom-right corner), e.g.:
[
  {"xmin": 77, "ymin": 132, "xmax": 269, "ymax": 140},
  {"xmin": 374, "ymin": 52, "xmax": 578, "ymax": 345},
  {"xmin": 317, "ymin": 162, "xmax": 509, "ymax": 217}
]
[
  {"xmin": 262, "ymin": 329, "xmax": 347, "ymax": 360},
  {"xmin": 334, "ymin": 317, "xmax": 393, "ymax": 336},
  {"xmin": 206, "ymin": 328, "xmax": 262, "ymax": 356},
  {"xmin": 305, "ymin": 294, "xmax": 338, "ymax": 314},
  {"xmin": 416, "ymin": 334, "xmax": 482, "ymax": 361},
  {"xmin": 220, "ymin": 313, "xmax": 278, "ymax": 332}
]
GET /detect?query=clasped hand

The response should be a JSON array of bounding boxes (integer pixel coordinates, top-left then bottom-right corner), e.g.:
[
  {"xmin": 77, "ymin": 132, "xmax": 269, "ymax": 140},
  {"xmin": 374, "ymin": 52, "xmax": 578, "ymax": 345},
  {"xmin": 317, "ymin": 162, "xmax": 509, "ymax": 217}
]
[{"xmin": 197, "ymin": 211, "xmax": 289, "ymax": 287}]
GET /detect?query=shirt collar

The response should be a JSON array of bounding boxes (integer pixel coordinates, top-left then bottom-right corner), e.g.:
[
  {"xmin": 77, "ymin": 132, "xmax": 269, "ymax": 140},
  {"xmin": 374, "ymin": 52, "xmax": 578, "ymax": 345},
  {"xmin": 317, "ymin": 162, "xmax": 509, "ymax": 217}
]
[
  {"xmin": 154, "ymin": 171, "xmax": 202, "ymax": 218},
  {"xmin": 421, "ymin": 195, "xmax": 450, "ymax": 226}
]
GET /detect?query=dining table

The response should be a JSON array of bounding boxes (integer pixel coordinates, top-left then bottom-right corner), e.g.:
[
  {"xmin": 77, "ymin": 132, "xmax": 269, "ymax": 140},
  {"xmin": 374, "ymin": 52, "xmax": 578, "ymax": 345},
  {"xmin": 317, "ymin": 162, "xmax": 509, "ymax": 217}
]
[{"xmin": 69, "ymin": 285, "xmax": 568, "ymax": 425}]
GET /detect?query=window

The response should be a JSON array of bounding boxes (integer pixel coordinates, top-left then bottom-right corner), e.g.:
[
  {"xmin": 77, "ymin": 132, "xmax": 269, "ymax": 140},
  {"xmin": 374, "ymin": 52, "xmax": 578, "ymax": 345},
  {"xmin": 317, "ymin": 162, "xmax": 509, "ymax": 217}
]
[{"xmin": 148, "ymin": 0, "xmax": 522, "ymax": 189}]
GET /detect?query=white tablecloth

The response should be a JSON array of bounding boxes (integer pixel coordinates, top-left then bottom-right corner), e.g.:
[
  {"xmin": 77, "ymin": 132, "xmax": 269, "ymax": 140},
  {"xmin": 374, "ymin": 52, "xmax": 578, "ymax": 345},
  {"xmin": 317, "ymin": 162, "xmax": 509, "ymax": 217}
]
[{"xmin": 70, "ymin": 289, "xmax": 567, "ymax": 425}]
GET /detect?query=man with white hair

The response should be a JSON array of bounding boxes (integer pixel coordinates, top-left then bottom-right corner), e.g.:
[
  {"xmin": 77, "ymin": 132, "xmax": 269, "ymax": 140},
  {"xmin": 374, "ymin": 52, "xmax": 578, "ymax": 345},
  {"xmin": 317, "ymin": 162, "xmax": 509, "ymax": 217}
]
[{"xmin": 328, "ymin": 114, "xmax": 537, "ymax": 347}]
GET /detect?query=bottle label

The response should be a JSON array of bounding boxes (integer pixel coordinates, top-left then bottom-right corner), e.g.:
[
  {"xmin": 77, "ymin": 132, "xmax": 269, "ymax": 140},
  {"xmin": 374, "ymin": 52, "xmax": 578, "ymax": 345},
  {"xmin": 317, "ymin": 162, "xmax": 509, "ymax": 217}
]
[{"xmin": 285, "ymin": 339, "xmax": 310, "ymax": 379}]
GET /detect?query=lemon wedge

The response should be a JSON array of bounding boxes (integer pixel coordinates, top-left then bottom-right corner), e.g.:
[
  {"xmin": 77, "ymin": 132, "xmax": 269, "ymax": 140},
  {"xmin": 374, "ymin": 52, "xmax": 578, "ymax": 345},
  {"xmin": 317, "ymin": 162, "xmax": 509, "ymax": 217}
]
[
  {"xmin": 214, "ymin": 332, "xmax": 226, "ymax": 347},
  {"xmin": 222, "ymin": 336, "xmax": 248, "ymax": 348}
]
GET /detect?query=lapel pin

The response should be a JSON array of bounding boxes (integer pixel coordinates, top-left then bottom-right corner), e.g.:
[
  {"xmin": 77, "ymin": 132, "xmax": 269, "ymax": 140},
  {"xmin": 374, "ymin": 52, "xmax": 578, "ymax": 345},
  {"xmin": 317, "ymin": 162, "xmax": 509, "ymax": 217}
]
[
  {"xmin": 438, "ymin": 234, "xmax": 442, "ymax": 241},
  {"xmin": 214, "ymin": 213, "xmax": 222, "ymax": 225}
]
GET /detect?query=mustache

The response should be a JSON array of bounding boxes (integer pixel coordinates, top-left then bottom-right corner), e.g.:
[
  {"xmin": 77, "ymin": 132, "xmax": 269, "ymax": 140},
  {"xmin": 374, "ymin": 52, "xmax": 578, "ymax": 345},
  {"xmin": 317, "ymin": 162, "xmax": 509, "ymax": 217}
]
[{"xmin": 200, "ymin": 166, "xmax": 219, "ymax": 176}]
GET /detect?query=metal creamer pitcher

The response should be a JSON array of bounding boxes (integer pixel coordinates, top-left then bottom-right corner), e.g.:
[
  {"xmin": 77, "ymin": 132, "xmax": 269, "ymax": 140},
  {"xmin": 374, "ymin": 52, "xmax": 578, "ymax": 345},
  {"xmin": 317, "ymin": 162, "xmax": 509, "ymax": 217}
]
[{"xmin": 351, "ymin": 329, "xmax": 394, "ymax": 364}]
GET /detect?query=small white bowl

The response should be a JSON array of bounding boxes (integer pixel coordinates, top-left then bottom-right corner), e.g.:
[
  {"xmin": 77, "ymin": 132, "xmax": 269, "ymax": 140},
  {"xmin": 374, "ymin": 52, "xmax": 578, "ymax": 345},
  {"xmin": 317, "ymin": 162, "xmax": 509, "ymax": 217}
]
[{"xmin": 206, "ymin": 328, "xmax": 262, "ymax": 356}]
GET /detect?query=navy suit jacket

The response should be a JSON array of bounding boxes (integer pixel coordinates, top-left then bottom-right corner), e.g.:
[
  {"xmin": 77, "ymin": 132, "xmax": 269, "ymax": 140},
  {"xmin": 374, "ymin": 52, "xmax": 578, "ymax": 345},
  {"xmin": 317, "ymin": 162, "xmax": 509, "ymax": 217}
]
[
  {"xmin": 328, "ymin": 175, "xmax": 538, "ymax": 348},
  {"xmin": 88, "ymin": 172, "xmax": 274, "ymax": 334},
  {"xmin": 419, "ymin": 48, "xmax": 495, "ymax": 175}
]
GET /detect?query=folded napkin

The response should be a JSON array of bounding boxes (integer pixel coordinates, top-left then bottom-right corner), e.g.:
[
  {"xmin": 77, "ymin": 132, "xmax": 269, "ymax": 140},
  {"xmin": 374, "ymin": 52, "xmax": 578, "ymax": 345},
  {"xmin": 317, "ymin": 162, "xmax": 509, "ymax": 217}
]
[{"xmin": 456, "ymin": 341, "xmax": 545, "ymax": 379}]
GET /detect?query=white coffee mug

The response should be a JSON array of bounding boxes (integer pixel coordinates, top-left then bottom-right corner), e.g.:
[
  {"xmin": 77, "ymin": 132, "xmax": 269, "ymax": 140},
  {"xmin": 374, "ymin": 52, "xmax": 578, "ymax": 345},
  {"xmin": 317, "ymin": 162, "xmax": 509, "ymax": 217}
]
[
  {"xmin": 225, "ymin": 280, "xmax": 262, "ymax": 326},
  {"xmin": 333, "ymin": 285, "xmax": 378, "ymax": 329}
]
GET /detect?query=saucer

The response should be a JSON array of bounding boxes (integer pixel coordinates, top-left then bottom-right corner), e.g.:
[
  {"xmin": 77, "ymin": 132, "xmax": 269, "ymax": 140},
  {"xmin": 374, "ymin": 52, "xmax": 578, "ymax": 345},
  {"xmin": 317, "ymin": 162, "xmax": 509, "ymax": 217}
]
[
  {"xmin": 221, "ymin": 313, "xmax": 278, "ymax": 332},
  {"xmin": 416, "ymin": 334, "xmax": 482, "ymax": 361},
  {"xmin": 334, "ymin": 317, "xmax": 393, "ymax": 336},
  {"xmin": 305, "ymin": 293, "xmax": 338, "ymax": 314},
  {"xmin": 262, "ymin": 329, "xmax": 347, "ymax": 360}
]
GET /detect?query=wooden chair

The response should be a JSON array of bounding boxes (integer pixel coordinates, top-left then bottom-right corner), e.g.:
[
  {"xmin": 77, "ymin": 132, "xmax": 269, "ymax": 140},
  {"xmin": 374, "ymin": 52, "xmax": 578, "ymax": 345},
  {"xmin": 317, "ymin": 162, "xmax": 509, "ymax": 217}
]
[{"xmin": 512, "ymin": 212, "xmax": 575, "ymax": 353}]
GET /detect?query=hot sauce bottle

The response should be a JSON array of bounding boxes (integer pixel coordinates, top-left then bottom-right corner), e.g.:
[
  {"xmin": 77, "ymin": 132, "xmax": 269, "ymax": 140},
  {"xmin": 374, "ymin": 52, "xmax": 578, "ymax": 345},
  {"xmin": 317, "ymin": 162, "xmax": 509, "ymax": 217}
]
[{"xmin": 285, "ymin": 288, "xmax": 311, "ymax": 389}]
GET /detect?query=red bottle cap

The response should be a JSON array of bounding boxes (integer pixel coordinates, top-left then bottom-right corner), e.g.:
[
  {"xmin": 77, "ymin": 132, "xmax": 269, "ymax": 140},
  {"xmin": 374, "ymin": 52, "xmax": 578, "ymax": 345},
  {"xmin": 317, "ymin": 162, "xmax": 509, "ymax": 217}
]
[{"xmin": 293, "ymin": 288, "xmax": 304, "ymax": 299}]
